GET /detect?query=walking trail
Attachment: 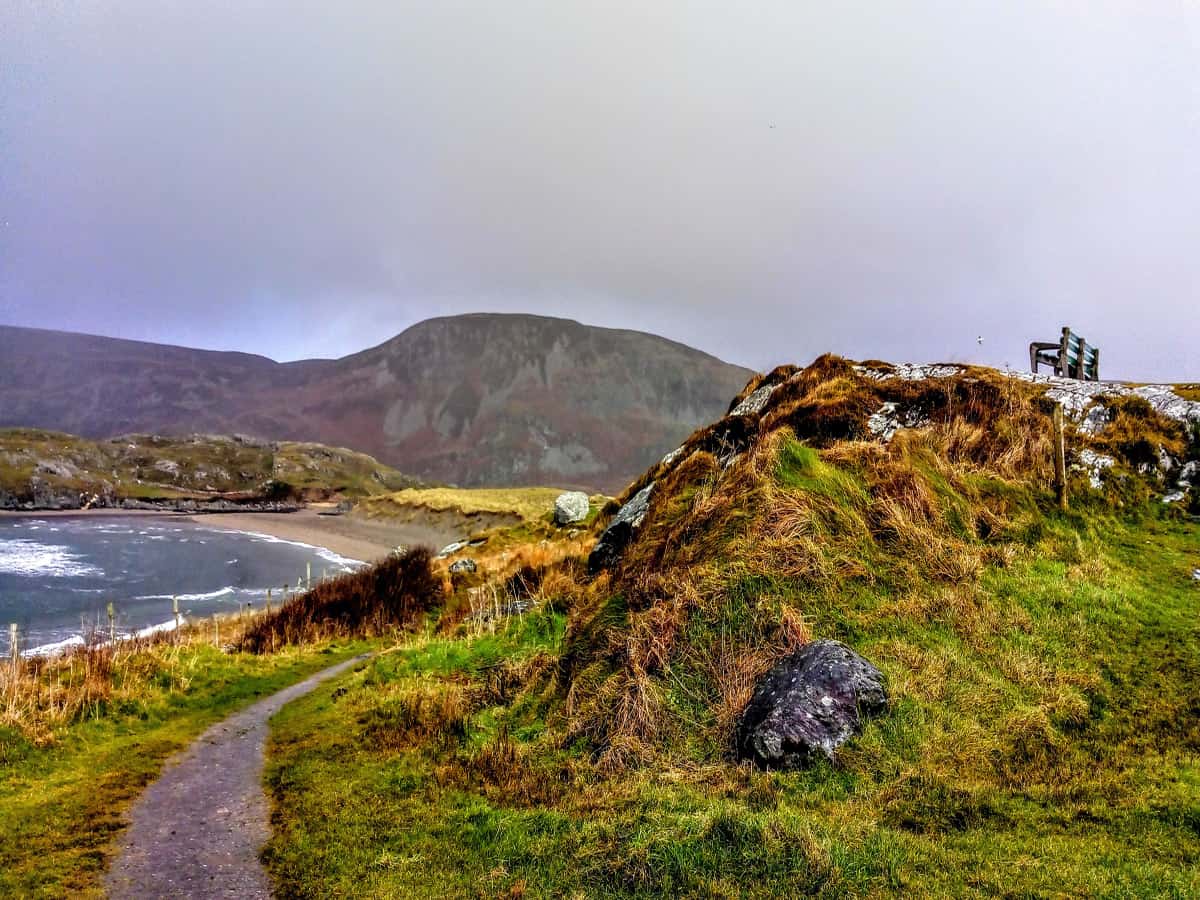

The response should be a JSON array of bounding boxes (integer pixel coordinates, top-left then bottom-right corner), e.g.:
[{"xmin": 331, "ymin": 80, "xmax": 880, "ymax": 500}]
[{"xmin": 105, "ymin": 654, "xmax": 369, "ymax": 899}]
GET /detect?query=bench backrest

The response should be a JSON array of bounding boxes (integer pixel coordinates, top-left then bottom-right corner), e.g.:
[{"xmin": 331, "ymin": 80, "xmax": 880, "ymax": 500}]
[{"xmin": 1061, "ymin": 327, "xmax": 1099, "ymax": 380}]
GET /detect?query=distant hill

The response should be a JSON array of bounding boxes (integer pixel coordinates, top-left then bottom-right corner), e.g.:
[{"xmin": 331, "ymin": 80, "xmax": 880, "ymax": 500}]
[
  {"xmin": 0, "ymin": 429, "xmax": 419, "ymax": 510},
  {"xmin": 0, "ymin": 315, "xmax": 753, "ymax": 492}
]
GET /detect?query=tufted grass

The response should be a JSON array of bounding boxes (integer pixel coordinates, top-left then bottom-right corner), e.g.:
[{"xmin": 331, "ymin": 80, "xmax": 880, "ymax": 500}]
[{"xmin": 262, "ymin": 514, "xmax": 1200, "ymax": 898}]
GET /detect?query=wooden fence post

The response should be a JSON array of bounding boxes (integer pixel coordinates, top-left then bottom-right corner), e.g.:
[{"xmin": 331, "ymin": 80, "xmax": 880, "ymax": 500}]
[
  {"xmin": 9, "ymin": 623, "xmax": 17, "ymax": 669},
  {"xmin": 266, "ymin": 588, "xmax": 272, "ymax": 616},
  {"xmin": 107, "ymin": 602, "xmax": 116, "ymax": 645},
  {"xmin": 1053, "ymin": 402, "xmax": 1068, "ymax": 511},
  {"xmin": 173, "ymin": 596, "xmax": 181, "ymax": 638},
  {"xmin": 306, "ymin": 562, "xmax": 312, "ymax": 591},
  {"xmin": 213, "ymin": 614, "xmax": 219, "ymax": 647}
]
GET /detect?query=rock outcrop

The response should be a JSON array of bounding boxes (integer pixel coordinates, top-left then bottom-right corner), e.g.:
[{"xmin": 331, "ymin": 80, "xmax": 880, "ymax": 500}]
[
  {"xmin": 735, "ymin": 640, "xmax": 888, "ymax": 768},
  {"xmin": 587, "ymin": 483, "xmax": 654, "ymax": 574}
]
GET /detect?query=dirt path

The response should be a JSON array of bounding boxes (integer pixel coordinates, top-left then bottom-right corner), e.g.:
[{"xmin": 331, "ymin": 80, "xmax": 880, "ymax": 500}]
[{"xmin": 105, "ymin": 654, "xmax": 369, "ymax": 899}]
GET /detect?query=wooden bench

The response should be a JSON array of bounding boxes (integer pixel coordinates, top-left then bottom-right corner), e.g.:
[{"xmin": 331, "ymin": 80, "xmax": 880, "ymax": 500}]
[{"xmin": 1029, "ymin": 326, "xmax": 1100, "ymax": 381}]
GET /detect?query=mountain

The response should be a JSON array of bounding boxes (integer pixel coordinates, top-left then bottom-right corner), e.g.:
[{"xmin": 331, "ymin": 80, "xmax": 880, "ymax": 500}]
[{"xmin": 0, "ymin": 314, "xmax": 753, "ymax": 492}]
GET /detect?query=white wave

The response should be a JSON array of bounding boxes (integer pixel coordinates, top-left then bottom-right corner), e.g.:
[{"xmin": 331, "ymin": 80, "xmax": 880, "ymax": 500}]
[
  {"xmin": 24, "ymin": 617, "xmax": 187, "ymax": 658},
  {"xmin": 135, "ymin": 586, "xmax": 236, "ymax": 602},
  {"xmin": 23, "ymin": 635, "xmax": 87, "ymax": 658},
  {"xmin": 0, "ymin": 539, "xmax": 104, "ymax": 578},
  {"xmin": 133, "ymin": 618, "xmax": 184, "ymax": 639},
  {"xmin": 201, "ymin": 526, "xmax": 364, "ymax": 571}
]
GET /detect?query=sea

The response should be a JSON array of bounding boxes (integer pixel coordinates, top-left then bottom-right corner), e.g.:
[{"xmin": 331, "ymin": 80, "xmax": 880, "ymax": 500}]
[{"xmin": 0, "ymin": 515, "xmax": 361, "ymax": 656}]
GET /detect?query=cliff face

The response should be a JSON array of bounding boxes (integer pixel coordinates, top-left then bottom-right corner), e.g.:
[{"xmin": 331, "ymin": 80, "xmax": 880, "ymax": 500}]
[{"xmin": 0, "ymin": 314, "xmax": 752, "ymax": 492}]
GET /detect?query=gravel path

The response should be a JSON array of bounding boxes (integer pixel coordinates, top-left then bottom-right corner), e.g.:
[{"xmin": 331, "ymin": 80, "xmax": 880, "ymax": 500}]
[{"xmin": 105, "ymin": 654, "xmax": 369, "ymax": 899}]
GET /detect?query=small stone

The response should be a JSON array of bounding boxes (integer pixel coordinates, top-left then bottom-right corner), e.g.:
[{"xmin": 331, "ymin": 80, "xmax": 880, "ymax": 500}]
[{"xmin": 449, "ymin": 558, "xmax": 477, "ymax": 575}]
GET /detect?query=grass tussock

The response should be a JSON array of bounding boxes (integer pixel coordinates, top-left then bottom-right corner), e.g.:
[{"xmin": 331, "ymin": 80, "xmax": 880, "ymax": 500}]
[{"xmin": 238, "ymin": 547, "xmax": 443, "ymax": 653}]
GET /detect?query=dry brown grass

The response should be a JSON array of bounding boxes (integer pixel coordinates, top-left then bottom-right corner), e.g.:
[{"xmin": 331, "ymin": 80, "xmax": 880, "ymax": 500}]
[
  {"xmin": 1084, "ymin": 394, "xmax": 1188, "ymax": 469},
  {"xmin": 363, "ymin": 486, "xmax": 581, "ymax": 523},
  {"xmin": 0, "ymin": 615, "xmax": 265, "ymax": 746},
  {"xmin": 238, "ymin": 547, "xmax": 442, "ymax": 652},
  {"xmin": 363, "ymin": 680, "xmax": 474, "ymax": 750}
]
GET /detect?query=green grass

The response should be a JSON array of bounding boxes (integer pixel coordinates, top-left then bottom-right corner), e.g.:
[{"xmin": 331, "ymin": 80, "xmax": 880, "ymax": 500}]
[
  {"xmin": 773, "ymin": 439, "xmax": 869, "ymax": 508},
  {"xmin": 0, "ymin": 638, "xmax": 373, "ymax": 898},
  {"xmin": 262, "ymin": 516, "xmax": 1200, "ymax": 898}
]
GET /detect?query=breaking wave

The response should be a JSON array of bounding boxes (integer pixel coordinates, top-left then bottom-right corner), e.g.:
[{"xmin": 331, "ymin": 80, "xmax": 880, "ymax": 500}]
[{"xmin": 0, "ymin": 539, "xmax": 103, "ymax": 578}]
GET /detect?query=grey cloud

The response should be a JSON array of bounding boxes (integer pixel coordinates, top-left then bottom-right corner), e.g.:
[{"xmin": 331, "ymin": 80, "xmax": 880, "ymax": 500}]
[{"xmin": 2, "ymin": 1, "xmax": 1198, "ymax": 379}]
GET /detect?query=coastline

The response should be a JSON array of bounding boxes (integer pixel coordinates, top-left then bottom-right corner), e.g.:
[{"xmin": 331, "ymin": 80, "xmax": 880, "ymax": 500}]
[
  {"xmin": 4, "ymin": 507, "xmax": 464, "ymax": 657},
  {"xmin": 0, "ymin": 507, "xmax": 462, "ymax": 563},
  {"xmin": 184, "ymin": 508, "xmax": 461, "ymax": 563}
]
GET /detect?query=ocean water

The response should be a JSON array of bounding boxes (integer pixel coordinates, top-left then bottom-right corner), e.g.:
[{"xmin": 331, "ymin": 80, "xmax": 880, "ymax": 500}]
[{"xmin": 0, "ymin": 515, "xmax": 361, "ymax": 655}]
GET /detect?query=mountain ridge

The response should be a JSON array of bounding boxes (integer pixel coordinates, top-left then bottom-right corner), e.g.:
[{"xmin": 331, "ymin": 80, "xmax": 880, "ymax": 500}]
[{"xmin": 0, "ymin": 314, "xmax": 754, "ymax": 491}]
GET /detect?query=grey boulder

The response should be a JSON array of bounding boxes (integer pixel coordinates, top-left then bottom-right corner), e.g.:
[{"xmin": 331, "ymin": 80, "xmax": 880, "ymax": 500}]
[
  {"xmin": 554, "ymin": 491, "xmax": 590, "ymax": 526},
  {"xmin": 735, "ymin": 639, "xmax": 887, "ymax": 768}
]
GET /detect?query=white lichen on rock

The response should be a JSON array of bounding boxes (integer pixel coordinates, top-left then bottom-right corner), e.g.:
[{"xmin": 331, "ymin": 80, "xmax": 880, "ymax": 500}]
[
  {"xmin": 1009, "ymin": 371, "xmax": 1200, "ymax": 429},
  {"xmin": 855, "ymin": 363, "xmax": 965, "ymax": 382},
  {"xmin": 1074, "ymin": 449, "xmax": 1115, "ymax": 489},
  {"xmin": 660, "ymin": 445, "xmax": 686, "ymax": 468},
  {"xmin": 731, "ymin": 383, "xmax": 782, "ymax": 417},
  {"xmin": 867, "ymin": 402, "xmax": 929, "ymax": 442}
]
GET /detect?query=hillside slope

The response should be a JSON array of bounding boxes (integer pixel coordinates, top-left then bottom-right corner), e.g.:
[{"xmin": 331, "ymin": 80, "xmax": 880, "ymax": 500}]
[
  {"xmin": 0, "ymin": 315, "xmax": 752, "ymax": 491},
  {"xmin": 0, "ymin": 429, "xmax": 418, "ymax": 510},
  {"xmin": 259, "ymin": 357, "xmax": 1200, "ymax": 896}
]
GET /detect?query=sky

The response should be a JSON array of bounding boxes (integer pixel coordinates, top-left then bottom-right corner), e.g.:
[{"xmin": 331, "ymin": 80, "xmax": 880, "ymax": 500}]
[{"xmin": 2, "ymin": 1, "xmax": 1199, "ymax": 381}]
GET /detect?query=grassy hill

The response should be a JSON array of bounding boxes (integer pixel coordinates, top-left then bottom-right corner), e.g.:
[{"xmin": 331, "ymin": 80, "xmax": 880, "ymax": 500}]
[
  {"xmin": 0, "ymin": 429, "xmax": 419, "ymax": 508},
  {"xmin": 260, "ymin": 357, "xmax": 1199, "ymax": 897}
]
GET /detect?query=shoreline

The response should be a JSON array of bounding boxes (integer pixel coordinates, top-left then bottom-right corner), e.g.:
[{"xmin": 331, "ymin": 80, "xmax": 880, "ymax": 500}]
[
  {"xmin": 0, "ymin": 506, "xmax": 463, "ymax": 563},
  {"xmin": 184, "ymin": 509, "xmax": 461, "ymax": 562},
  {"xmin": 4, "ymin": 507, "xmax": 466, "ymax": 658}
]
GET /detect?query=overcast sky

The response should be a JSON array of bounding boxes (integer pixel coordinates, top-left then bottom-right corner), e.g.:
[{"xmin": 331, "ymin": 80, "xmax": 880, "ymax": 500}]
[{"xmin": 2, "ymin": 2, "xmax": 1198, "ymax": 380}]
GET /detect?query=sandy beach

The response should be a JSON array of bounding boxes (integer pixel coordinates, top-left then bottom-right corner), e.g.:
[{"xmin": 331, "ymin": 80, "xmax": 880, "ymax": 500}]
[
  {"xmin": 189, "ymin": 508, "xmax": 461, "ymax": 562},
  {"xmin": 0, "ymin": 507, "xmax": 463, "ymax": 564}
]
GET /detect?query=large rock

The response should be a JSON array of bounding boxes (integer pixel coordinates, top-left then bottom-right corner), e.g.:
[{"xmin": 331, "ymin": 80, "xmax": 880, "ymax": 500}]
[
  {"xmin": 587, "ymin": 483, "xmax": 654, "ymax": 574},
  {"xmin": 554, "ymin": 491, "xmax": 590, "ymax": 526},
  {"xmin": 735, "ymin": 639, "xmax": 887, "ymax": 768}
]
